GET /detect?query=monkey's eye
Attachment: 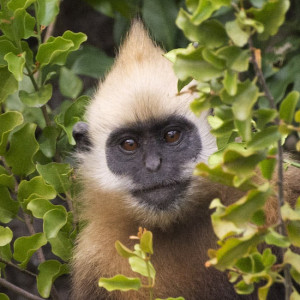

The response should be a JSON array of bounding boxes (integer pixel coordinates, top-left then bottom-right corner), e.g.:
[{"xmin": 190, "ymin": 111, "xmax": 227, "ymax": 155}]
[
  {"xmin": 120, "ymin": 138, "xmax": 138, "ymax": 152},
  {"xmin": 164, "ymin": 130, "xmax": 181, "ymax": 144}
]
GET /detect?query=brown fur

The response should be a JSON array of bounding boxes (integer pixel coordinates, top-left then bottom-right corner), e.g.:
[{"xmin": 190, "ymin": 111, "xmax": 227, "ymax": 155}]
[{"xmin": 71, "ymin": 21, "xmax": 300, "ymax": 300}]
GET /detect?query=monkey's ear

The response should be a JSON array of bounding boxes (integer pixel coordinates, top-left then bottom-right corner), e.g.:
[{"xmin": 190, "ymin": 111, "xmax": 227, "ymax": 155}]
[{"xmin": 73, "ymin": 122, "xmax": 91, "ymax": 152}]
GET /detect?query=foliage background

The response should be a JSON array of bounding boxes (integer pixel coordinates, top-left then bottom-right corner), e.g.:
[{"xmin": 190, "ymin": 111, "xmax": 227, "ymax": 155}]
[{"xmin": 0, "ymin": 0, "xmax": 300, "ymax": 299}]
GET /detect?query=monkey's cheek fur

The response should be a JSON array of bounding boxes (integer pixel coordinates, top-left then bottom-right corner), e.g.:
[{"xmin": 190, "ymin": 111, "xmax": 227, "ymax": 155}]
[{"xmin": 131, "ymin": 180, "xmax": 191, "ymax": 211}]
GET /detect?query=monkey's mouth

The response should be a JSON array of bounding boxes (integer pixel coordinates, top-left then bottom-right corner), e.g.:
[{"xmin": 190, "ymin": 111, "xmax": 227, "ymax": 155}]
[{"xmin": 132, "ymin": 180, "xmax": 191, "ymax": 210}]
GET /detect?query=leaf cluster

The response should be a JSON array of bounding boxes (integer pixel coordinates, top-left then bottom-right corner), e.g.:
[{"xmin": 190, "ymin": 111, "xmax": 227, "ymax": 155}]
[
  {"xmin": 0, "ymin": 0, "xmax": 113, "ymax": 299},
  {"xmin": 99, "ymin": 228, "xmax": 184, "ymax": 300},
  {"xmin": 165, "ymin": 0, "xmax": 300, "ymax": 299}
]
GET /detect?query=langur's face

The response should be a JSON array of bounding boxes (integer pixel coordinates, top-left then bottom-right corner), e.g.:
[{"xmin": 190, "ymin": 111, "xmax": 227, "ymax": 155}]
[{"xmin": 105, "ymin": 115, "xmax": 202, "ymax": 211}]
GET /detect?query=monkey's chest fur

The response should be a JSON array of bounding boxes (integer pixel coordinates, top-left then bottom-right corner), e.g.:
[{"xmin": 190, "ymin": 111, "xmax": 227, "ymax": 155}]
[
  {"xmin": 71, "ymin": 192, "xmax": 271, "ymax": 300},
  {"xmin": 72, "ymin": 209, "xmax": 236, "ymax": 300}
]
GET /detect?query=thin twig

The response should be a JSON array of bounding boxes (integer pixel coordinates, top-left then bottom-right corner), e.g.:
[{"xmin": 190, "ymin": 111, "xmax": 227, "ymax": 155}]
[
  {"xmin": 22, "ymin": 213, "xmax": 60, "ymax": 300},
  {"xmin": 0, "ymin": 257, "xmax": 36, "ymax": 278},
  {"xmin": 0, "ymin": 278, "xmax": 44, "ymax": 300},
  {"xmin": 249, "ymin": 37, "xmax": 292, "ymax": 299}
]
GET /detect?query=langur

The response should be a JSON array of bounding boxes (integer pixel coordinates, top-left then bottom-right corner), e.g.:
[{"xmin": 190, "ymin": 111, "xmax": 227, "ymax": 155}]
[{"xmin": 71, "ymin": 21, "xmax": 300, "ymax": 300}]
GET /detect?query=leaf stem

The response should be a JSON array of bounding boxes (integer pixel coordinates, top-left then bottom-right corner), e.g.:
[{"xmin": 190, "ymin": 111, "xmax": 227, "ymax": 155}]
[
  {"xmin": 249, "ymin": 37, "xmax": 292, "ymax": 300},
  {"xmin": 145, "ymin": 256, "xmax": 154, "ymax": 300},
  {"xmin": 34, "ymin": 2, "xmax": 42, "ymax": 47},
  {"xmin": 0, "ymin": 277, "xmax": 44, "ymax": 300}
]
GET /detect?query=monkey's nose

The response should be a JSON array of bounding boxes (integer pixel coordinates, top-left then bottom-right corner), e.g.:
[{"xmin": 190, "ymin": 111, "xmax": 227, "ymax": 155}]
[{"xmin": 144, "ymin": 154, "xmax": 162, "ymax": 172}]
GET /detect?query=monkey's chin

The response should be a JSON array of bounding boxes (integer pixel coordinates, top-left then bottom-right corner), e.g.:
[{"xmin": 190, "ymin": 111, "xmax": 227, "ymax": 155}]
[{"xmin": 131, "ymin": 180, "xmax": 191, "ymax": 211}]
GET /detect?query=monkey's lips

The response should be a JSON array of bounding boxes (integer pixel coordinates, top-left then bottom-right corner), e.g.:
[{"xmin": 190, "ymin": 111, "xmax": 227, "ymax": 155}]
[{"xmin": 132, "ymin": 180, "xmax": 191, "ymax": 210}]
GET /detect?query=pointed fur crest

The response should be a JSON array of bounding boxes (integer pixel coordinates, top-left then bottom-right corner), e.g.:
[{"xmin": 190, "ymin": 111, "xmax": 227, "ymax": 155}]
[
  {"xmin": 86, "ymin": 21, "xmax": 196, "ymax": 136},
  {"xmin": 117, "ymin": 20, "xmax": 163, "ymax": 67}
]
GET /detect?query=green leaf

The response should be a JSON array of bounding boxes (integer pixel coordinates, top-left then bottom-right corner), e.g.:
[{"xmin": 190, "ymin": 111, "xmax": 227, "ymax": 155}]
[
  {"xmin": 0, "ymin": 37, "xmax": 19, "ymax": 66},
  {"xmin": 0, "ymin": 166, "xmax": 15, "ymax": 189},
  {"xmin": 4, "ymin": 52, "xmax": 26, "ymax": 81},
  {"xmin": 69, "ymin": 45, "xmax": 113, "ymax": 79},
  {"xmin": 37, "ymin": 260, "xmax": 68, "ymax": 298},
  {"xmin": 0, "ymin": 226, "xmax": 13, "ymax": 246},
  {"xmin": 234, "ymin": 119, "xmax": 252, "ymax": 142},
  {"xmin": 48, "ymin": 231, "xmax": 73, "ymax": 261},
  {"xmin": 84, "ymin": 0, "xmax": 114, "ymax": 17},
  {"xmin": 19, "ymin": 84, "xmax": 52, "ymax": 107},
  {"xmin": 99, "ymin": 275, "xmax": 141, "ymax": 292},
  {"xmin": 5, "ymin": 123, "xmax": 39, "ymax": 176},
  {"xmin": 234, "ymin": 280, "xmax": 254, "ymax": 295},
  {"xmin": 221, "ymin": 80, "xmax": 259, "ymax": 121},
  {"xmin": 0, "ymin": 293, "xmax": 9, "ymax": 300},
  {"xmin": 37, "ymin": 163, "xmax": 72, "ymax": 194},
  {"xmin": 176, "ymin": 10, "xmax": 227, "ymax": 48},
  {"xmin": 214, "ymin": 233, "xmax": 262, "ymax": 271},
  {"xmin": 210, "ymin": 120, "xmax": 235, "ymax": 137},
  {"xmin": 217, "ymin": 46, "xmax": 250, "ymax": 72},
  {"xmin": 295, "ymin": 110, "xmax": 300, "ymax": 123},
  {"xmin": 237, "ymin": 10, "xmax": 264, "ymax": 33},
  {"xmin": 279, "ymin": 91, "xmax": 299, "ymax": 124},
  {"xmin": 39, "ymin": 126, "xmax": 59, "ymax": 158},
  {"xmin": 195, "ymin": 163, "xmax": 234, "ymax": 187},
  {"xmin": 0, "ymin": 186, "xmax": 19, "ymax": 223},
  {"xmin": 221, "ymin": 188, "xmax": 270, "ymax": 226},
  {"xmin": 281, "ymin": 203, "xmax": 300, "ymax": 222},
  {"xmin": 259, "ymin": 148, "xmax": 277, "ymax": 180},
  {"xmin": 286, "ymin": 221, "xmax": 300, "ymax": 247},
  {"xmin": 266, "ymin": 55, "xmax": 300, "ymax": 103},
  {"xmin": 284, "ymin": 249, "xmax": 300, "ymax": 274},
  {"xmin": 190, "ymin": 0, "xmax": 231, "ymax": 25},
  {"xmin": 254, "ymin": 109, "xmax": 278, "ymax": 130},
  {"xmin": 115, "ymin": 241, "xmax": 136, "ymax": 258},
  {"xmin": 225, "ymin": 19, "xmax": 250, "ymax": 47},
  {"xmin": 222, "ymin": 70, "xmax": 237, "ymax": 96},
  {"xmin": 223, "ymin": 149, "xmax": 266, "ymax": 178},
  {"xmin": 290, "ymin": 267, "xmax": 300, "ymax": 285},
  {"xmin": 43, "ymin": 208, "xmax": 68, "ymax": 239},
  {"xmin": 140, "ymin": 231, "xmax": 153, "ymax": 255},
  {"xmin": 248, "ymin": 0, "xmax": 290, "ymax": 40},
  {"xmin": 18, "ymin": 176, "xmax": 56, "ymax": 202},
  {"xmin": 0, "ymin": 111, "xmax": 23, "ymax": 155},
  {"xmin": 5, "ymin": 9, "xmax": 36, "ymax": 40},
  {"xmin": 128, "ymin": 256, "xmax": 156, "ymax": 279},
  {"xmin": 0, "ymin": 67, "xmax": 19, "ymax": 103},
  {"xmin": 247, "ymin": 126, "xmax": 281, "ymax": 150},
  {"xmin": 173, "ymin": 46, "xmax": 223, "ymax": 82},
  {"xmin": 27, "ymin": 198, "xmax": 65, "ymax": 218},
  {"xmin": 36, "ymin": 31, "xmax": 87, "ymax": 68},
  {"xmin": 190, "ymin": 96, "xmax": 211, "ymax": 116},
  {"xmin": 59, "ymin": 67, "xmax": 83, "ymax": 99},
  {"xmin": 36, "ymin": 0, "xmax": 60, "ymax": 26},
  {"xmin": 13, "ymin": 233, "xmax": 47, "ymax": 268},
  {"xmin": 202, "ymin": 48, "xmax": 226, "ymax": 69},
  {"xmin": 185, "ymin": 0, "xmax": 199, "ymax": 12},
  {"xmin": 235, "ymin": 257, "xmax": 252, "ymax": 273},
  {"xmin": 142, "ymin": 0, "xmax": 178, "ymax": 50},
  {"xmin": 7, "ymin": 0, "xmax": 36, "ymax": 10},
  {"xmin": 265, "ymin": 229, "xmax": 290, "ymax": 247},
  {"xmin": 258, "ymin": 275, "xmax": 273, "ymax": 300},
  {"xmin": 290, "ymin": 290, "xmax": 300, "ymax": 300},
  {"xmin": 55, "ymin": 95, "xmax": 89, "ymax": 145}
]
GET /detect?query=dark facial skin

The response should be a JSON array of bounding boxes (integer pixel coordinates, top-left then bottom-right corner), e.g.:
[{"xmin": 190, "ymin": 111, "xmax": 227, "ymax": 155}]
[{"xmin": 105, "ymin": 116, "xmax": 202, "ymax": 210}]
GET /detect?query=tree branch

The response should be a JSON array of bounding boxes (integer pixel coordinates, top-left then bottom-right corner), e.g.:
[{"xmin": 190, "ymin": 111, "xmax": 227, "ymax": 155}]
[
  {"xmin": 0, "ymin": 257, "xmax": 36, "ymax": 278},
  {"xmin": 249, "ymin": 37, "xmax": 292, "ymax": 300},
  {"xmin": 0, "ymin": 278, "xmax": 44, "ymax": 300}
]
